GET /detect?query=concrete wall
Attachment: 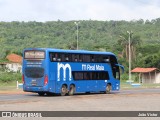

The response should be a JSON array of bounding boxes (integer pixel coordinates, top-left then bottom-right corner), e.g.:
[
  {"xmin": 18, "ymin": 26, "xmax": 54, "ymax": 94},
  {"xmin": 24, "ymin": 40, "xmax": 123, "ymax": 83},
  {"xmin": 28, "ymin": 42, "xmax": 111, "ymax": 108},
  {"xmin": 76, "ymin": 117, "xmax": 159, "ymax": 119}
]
[
  {"xmin": 142, "ymin": 72, "xmax": 160, "ymax": 84},
  {"xmin": 155, "ymin": 73, "xmax": 160, "ymax": 83}
]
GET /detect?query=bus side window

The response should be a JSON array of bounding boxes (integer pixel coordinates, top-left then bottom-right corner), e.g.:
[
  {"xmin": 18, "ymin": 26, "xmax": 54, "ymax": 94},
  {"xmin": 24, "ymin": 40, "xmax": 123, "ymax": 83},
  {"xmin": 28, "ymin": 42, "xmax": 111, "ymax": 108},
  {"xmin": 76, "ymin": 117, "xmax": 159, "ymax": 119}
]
[
  {"xmin": 92, "ymin": 72, "xmax": 97, "ymax": 80},
  {"xmin": 95, "ymin": 55, "xmax": 102, "ymax": 62},
  {"xmin": 71, "ymin": 54, "xmax": 75, "ymax": 62},
  {"xmin": 91, "ymin": 55, "xmax": 94, "ymax": 62},
  {"xmin": 52, "ymin": 53, "xmax": 58, "ymax": 61},
  {"xmin": 56, "ymin": 53, "xmax": 61, "ymax": 62},
  {"xmin": 71, "ymin": 54, "xmax": 79, "ymax": 62},
  {"xmin": 84, "ymin": 72, "xmax": 90, "ymax": 80},
  {"xmin": 83, "ymin": 54, "xmax": 90, "ymax": 62},
  {"xmin": 75, "ymin": 58, "xmax": 78, "ymax": 62},
  {"xmin": 57, "ymin": 58, "xmax": 61, "ymax": 62},
  {"xmin": 79, "ymin": 54, "xmax": 83, "ymax": 62},
  {"xmin": 78, "ymin": 72, "xmax": 83, "ymax": 80},
  {"xmin": 64, "ymin": 54, "xmax": 69, "ymax": 62},
  {"xmin": 74, "ymin": 54, "xmax": 78, "ymax": 62},
  {"xmin": 89, "ymin": 72, "xmax": 92, "ymax": 80},
  {"xmin": 73, "ymin": 72, "xmax": 83, "ymax": 80},
  {"xmin": 99, "ymin": 56, "xmax": 103, "ymax": 63},
  {"xmin": 103, "ymin": 56, "xmax": 110, "ymax": 63},
  {"xmin": 75, "ymin": 54, "xmax": 80, "ymax": 62},
  {"xmin": 49, "ymin": 53, "xmax": 53, "ymax": 61}
]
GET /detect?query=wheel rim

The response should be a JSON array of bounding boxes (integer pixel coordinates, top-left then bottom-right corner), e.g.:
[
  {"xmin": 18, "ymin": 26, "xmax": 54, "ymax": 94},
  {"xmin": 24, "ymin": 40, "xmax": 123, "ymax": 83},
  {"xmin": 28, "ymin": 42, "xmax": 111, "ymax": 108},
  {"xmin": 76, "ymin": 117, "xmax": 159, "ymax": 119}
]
[
  {"xmin": 69, "ymin": 85, "xmax": 75, "ymax": 96},
  {"xmin": 106, "ymin": 84, "xmax": 111, "ymax": 94},
  {"xmin": 61, "ymin": 85, "xmax": 67, "ymax": 96}
]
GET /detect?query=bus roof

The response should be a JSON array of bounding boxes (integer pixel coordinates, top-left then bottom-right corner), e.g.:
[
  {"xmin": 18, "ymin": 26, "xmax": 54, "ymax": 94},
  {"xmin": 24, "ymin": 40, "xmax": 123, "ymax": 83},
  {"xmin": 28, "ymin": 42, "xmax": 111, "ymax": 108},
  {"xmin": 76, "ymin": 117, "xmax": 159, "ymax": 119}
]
[{"xmin": 24, "ymin": 48, "xmax": 116, "ymax": 56}]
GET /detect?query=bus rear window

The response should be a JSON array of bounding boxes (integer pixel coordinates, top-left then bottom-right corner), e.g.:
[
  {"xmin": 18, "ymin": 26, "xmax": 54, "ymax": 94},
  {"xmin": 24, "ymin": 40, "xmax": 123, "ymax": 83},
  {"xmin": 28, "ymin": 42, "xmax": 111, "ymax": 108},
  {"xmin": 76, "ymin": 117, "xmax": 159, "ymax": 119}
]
[
  {"xmin": 24, "ymin": 51, "xmax": 45, "ymax": 59},
  {"xmin": 25, "ymin": 67, "xmax": 44, "ymax": 78}
]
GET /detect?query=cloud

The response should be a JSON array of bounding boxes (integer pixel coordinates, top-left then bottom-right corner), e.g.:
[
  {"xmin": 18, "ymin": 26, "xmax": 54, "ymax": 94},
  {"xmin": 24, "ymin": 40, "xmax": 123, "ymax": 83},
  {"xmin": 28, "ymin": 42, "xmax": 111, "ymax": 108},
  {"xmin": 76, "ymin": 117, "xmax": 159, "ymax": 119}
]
[{"xmin": 0, "ymin": 0, "xmax": 160, "ymax": 22}]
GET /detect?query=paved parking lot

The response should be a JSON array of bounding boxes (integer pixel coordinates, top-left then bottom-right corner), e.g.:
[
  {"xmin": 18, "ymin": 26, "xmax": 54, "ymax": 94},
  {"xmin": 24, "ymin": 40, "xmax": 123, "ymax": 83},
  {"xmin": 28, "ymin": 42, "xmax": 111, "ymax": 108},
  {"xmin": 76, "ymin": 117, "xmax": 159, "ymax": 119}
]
[{"xmin": 0, "ymin": 88, "xmax": 160, "ymax": 119}]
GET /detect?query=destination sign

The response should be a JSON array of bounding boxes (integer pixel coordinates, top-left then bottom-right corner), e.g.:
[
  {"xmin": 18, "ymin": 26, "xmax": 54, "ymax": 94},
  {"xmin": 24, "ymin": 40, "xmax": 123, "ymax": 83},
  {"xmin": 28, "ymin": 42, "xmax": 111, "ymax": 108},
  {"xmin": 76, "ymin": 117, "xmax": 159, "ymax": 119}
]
[{"xmin": 24, "ymin": 51, "xmax": 45, "ymax": 59}]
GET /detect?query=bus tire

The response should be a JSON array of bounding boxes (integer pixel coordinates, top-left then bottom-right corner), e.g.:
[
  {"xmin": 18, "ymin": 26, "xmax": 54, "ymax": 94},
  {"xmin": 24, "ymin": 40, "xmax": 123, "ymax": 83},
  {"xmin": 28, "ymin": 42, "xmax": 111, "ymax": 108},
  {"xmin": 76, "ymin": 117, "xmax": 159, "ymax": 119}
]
[
  {"xmin": 38, "ymin": 92, "xmax": 45, "ymax": 96},
  {"xmin": 69, "ymin": 85, "xmax": 75, "ymax": 96},
  {"xmin": 106, "ymin": 84, "xmax": 111, "ymax": 94},
  {"xmin": 61, "ymin": 85, "xmax": 67, "ymax": 96}
]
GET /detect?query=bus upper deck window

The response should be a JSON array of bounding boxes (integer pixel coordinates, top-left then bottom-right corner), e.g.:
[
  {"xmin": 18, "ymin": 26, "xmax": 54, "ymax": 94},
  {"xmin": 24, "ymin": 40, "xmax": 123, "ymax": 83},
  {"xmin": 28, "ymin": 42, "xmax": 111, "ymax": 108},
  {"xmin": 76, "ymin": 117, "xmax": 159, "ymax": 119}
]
[
  {"xmin": 91, "ymin": 55, "xmax": 94, "ymax": 62},
  {"xmin": 79, "ymin": 55, "xmax": 82, "ymax": 62},
  {"xmin": 104, "ymin": 58, "xmax": 110, "ymax": 62},
  {"xmin": 65, "ymin": 57, "xmax": 69, "ymax": 61},
  {"xmin": 65, "ymin": 54, "xmax": 69, "ymax": 61},
  {"xmin": 53, "ymin": 58, "xmax": 56, "ymax": 61},
  {"xmin": 75, "ymin": 58, "xmax": 78, "ymax": 62},
  {"xmin": 57, "ymin": 58, "xmax": 61, "ymax": 61},
  {"xmin": 52, "ymin": 53, "xmax": 58, "ymax": 61}
]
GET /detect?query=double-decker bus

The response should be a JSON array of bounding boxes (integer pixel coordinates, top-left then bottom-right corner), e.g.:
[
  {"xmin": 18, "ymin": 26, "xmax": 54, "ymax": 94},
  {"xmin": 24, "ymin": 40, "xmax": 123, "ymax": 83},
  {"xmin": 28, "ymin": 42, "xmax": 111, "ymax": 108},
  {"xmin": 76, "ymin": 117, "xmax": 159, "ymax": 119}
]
[{"xmin": 22, "ymin": 48, "xmax": 124, "ymax": 96}]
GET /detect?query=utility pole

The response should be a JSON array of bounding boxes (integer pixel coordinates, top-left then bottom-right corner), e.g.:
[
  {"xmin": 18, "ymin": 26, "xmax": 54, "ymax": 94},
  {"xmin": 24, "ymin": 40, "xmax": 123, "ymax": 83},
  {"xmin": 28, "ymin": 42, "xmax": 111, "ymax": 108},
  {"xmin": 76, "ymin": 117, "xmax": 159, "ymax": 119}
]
[
  {"xmin": 127, "ymin": 31, "xmax": 133, "ymax": 81},
  {"xmin": 74, "ymin": 22, "xmax": 80, "ymax": 50}
]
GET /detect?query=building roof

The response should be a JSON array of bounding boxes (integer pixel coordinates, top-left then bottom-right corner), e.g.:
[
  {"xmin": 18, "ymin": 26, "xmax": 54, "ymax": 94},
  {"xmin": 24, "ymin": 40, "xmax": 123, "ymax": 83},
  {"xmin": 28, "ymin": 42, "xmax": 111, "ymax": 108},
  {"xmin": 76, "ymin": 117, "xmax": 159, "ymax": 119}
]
[
  {"xmin": 131, "ymin": 67, "xmax": 158, "ymax": 73},
  {"xmin": 6, "ymin": 53, "xmax": 22, "ymax": 63}
]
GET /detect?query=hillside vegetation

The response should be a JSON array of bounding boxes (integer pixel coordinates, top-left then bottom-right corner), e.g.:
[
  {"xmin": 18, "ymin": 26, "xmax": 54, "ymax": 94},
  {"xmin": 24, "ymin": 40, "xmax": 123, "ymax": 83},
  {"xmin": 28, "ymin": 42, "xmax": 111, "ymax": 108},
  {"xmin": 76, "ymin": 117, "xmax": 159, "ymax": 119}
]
[{"xmin": 0, "ymin": 19, "xmax": 160, "ymax": 74}]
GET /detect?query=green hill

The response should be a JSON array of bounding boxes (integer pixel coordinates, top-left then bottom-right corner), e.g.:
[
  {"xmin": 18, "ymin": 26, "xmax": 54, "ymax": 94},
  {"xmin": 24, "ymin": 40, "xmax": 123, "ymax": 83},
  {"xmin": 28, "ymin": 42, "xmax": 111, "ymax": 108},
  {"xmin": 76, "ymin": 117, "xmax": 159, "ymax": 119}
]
[{"xmin": 0, "ymin": 19, "xmax": 160, "ymax": 71}]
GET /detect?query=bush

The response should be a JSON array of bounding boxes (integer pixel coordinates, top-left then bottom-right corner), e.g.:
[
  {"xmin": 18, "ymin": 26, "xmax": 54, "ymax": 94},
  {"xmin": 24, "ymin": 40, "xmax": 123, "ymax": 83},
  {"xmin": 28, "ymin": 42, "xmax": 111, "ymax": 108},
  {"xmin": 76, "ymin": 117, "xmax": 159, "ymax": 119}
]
[
  {"xmin": 0, "ymin": 71, "xmax": 22, "ymax": 83},
  {"xmin": 120, "ymin": 73, "xmax": 128, "ymax": 81}
]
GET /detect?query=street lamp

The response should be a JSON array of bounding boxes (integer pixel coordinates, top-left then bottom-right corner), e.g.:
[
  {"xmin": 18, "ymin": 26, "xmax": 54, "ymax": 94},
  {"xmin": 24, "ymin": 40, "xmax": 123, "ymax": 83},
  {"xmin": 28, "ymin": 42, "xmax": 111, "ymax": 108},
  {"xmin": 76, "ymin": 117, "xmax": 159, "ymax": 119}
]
[
  {"xmin": 127, "ymin": 31, "xmax": 133, "ymax": 81},
  {"xmin": 74, "ymin": 22, "xmax": 80, "ymax": 50}
]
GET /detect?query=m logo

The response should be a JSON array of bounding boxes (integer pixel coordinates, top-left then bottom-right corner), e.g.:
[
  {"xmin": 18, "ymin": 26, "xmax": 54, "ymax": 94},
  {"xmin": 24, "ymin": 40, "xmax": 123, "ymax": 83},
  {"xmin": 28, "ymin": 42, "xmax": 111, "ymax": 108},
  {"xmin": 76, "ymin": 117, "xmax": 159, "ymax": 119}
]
[{"xmin": 57, "ymin": 63, "xmax": 72, "ymax": 81}]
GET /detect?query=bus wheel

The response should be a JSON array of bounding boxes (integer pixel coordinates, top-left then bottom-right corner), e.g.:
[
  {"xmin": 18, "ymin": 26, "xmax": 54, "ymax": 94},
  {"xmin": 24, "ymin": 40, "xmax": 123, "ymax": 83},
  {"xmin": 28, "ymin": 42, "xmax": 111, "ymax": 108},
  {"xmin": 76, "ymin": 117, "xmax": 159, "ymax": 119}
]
[
  {"xmin": 106, "ymin": 84, "xmax": 111, "ymax": 94},
  {"xmin": 69, "ymin": 85, "xmax": 75, "ymax": 96},
  {"xmin": 38, "ymin": 92, "xmax": 45, "ymax": 96},
  {"xmin": 61, "ymin": 85, "xmax": 67, "ymax": 96}
]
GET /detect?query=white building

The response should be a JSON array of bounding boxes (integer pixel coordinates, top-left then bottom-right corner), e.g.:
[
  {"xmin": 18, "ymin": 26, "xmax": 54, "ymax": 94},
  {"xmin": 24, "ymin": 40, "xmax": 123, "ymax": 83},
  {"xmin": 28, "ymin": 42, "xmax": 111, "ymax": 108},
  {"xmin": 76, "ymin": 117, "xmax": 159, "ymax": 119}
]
[{"xmin": 1, "ymin": 53, "xmax": 22, "ymax": 73}]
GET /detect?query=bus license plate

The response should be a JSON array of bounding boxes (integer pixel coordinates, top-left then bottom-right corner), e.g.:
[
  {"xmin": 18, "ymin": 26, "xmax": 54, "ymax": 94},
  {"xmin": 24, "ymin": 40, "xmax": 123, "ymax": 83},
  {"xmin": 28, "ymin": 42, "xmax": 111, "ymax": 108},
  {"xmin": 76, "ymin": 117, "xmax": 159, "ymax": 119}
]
[{"xmin": 31, "ymin": 80, "xmax": 37, "ymax": 86}]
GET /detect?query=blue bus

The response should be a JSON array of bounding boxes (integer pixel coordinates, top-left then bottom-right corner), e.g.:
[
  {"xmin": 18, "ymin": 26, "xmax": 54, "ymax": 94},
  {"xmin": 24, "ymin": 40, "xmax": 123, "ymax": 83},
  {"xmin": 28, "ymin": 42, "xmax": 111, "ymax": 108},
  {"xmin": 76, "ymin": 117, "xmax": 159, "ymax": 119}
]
[{"xmin": 22, "ymin": 48, "xmax": 124, "ymax": 96}]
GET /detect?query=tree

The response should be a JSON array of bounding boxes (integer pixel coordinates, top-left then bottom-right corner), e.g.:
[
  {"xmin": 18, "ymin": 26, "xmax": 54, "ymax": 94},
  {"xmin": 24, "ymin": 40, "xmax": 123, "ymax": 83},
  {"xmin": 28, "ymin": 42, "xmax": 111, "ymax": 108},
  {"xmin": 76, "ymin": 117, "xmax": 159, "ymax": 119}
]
[
  {"xmin": 118, "ymin": 32, "xmax": 141, "ymax": 61},
  {"xmin": 137, "ymin": 52, "xmax": 160, "ymax": 69}
]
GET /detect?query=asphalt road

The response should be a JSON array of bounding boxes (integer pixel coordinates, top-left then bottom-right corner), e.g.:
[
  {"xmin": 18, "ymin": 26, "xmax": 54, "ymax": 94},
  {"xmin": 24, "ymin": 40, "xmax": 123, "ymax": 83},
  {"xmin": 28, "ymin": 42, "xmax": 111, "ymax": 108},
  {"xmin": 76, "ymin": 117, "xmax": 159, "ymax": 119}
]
[
  {"xmin": 0, "ymin": 88, "xmax": 160, "ymax": 120},
  {"xmin": 0, "ymin": 88, "xmax": 160, "ymax": 101}
]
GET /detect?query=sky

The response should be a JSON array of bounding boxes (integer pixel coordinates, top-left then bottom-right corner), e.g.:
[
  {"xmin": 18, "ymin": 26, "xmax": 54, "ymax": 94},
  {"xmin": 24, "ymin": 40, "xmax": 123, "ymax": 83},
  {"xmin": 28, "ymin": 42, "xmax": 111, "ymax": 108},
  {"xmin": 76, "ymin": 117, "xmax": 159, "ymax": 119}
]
[{"xmin": 0, "ymin": 0, "xmax": 160, "ymax": 22}]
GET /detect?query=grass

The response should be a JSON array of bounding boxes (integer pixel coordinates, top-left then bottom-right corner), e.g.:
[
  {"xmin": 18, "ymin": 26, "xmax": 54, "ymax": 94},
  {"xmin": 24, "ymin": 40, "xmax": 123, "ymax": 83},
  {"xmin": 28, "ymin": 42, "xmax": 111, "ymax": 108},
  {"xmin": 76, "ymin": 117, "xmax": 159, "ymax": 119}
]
[
  {"xmin": 120, "ymin": 82, "xmax": 160, "ymax": 90},
  {"xmin": 0, "ymin": 80, "xmax": 160, "ymax": 92},
  {"xmin": 0, "ymin": 81, "xmax": 20, "ymax": 91},
  {"xmin": 0, "ymin": 70, "xmax": 22, "ymax": 91}
]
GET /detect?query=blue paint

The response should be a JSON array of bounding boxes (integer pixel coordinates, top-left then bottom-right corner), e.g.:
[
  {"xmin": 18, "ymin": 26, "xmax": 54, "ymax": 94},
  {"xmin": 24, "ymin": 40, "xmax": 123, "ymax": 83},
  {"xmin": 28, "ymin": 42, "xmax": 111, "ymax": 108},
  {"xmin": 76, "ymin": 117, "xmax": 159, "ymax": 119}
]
[{"xmin": 22, "ymin": 48, "xmax": 124, "ymax": 95}]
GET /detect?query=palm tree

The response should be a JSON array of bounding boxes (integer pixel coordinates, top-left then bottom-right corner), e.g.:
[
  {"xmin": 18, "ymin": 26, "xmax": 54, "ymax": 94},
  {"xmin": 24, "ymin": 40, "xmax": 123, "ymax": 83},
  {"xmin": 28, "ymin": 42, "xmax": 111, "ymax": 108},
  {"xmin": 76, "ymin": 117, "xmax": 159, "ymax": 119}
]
[{"xmin": 118, "ymin": 32, "xmax": 141, "ymax": 61}]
